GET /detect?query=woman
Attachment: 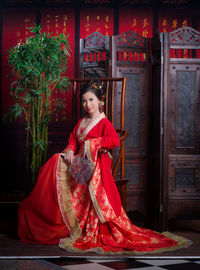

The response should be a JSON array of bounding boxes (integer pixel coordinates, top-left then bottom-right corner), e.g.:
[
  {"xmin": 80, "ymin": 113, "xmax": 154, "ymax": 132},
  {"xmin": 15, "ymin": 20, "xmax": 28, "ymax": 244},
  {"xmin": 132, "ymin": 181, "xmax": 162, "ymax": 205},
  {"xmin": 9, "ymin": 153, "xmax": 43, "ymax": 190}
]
[{"xmin": 18, "ymin": 80, "xmax": 191, "ymax": 254}]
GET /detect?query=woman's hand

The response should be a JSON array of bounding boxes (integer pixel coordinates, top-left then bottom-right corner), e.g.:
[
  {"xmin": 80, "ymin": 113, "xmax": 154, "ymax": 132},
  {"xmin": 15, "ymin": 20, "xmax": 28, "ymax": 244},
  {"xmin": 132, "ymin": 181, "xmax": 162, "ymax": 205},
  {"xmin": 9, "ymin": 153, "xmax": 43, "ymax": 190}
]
[{"xmin": 64, "ymin": 150, "xmax": 74, "ymax": 165}]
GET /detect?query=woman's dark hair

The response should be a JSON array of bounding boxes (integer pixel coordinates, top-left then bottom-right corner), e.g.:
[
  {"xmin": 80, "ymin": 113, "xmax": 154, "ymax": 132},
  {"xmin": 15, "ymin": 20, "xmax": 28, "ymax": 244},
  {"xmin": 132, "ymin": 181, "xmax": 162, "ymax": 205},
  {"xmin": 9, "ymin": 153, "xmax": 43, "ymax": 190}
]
[{"xmin": 80, "ymin": 80, "xmax": 105, "ymax": 101}]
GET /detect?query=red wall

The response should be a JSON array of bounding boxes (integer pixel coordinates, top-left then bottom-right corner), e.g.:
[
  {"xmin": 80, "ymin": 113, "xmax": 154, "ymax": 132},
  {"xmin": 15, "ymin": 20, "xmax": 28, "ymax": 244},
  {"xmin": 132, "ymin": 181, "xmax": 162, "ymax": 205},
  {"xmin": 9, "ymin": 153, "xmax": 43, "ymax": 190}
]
[
  {"xmin": 1, "ymin": 6, "xmax": 195, "ymax": 117},
  {"xmin": 2, "ymin": 8, "xmax": 36, "ymax": 115}
]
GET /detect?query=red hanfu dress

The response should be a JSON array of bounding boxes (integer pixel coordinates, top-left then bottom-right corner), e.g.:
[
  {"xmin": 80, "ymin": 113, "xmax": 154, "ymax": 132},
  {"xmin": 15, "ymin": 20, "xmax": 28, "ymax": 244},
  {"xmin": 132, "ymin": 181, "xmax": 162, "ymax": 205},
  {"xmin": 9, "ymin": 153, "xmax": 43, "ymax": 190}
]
[{"xmin": 18, "ymin": 113, "xmax": 191, "ymax": 254}]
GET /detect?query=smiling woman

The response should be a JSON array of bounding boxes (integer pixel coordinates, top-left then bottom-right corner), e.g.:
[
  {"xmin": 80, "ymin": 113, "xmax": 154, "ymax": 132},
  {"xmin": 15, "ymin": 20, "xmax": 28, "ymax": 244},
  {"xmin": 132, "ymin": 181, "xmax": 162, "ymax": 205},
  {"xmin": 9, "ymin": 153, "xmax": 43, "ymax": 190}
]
[
  {"xmin": 82, "ymin": 92, "xmax": 100, "ymax": 117},
  {"xmin": 18, "ymin": 79, "xmax": 191, "ymax": 255}
]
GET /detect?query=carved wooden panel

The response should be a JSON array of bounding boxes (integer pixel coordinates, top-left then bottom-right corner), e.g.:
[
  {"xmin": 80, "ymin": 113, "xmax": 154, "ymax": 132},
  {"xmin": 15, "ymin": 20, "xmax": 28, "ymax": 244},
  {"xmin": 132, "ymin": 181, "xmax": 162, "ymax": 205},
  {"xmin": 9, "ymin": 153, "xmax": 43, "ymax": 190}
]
[
  {"xmin": 116, "ymin": 67, "xmax": 148, "ymax": 210},
  {"xmin": 160, "ymin": 27, "xmax": 200, "ymax": 230},
  {"xmin": 169, "ymin": 65, "xmax": 200, "ymax": 154},
  {"xmin": 112, "ymin": 31, "xmax": 150, "ymax": 215},
  {"xmin": 169, "ymin": 157, "xmax": 200, "ymax": 199},
  {"xmin": 170, "ymin": 26, "xmax": 200, "ymax": 45},
  {"xmin": 80, "ymin": 32, "xmax": 111, "ymax": 78}
]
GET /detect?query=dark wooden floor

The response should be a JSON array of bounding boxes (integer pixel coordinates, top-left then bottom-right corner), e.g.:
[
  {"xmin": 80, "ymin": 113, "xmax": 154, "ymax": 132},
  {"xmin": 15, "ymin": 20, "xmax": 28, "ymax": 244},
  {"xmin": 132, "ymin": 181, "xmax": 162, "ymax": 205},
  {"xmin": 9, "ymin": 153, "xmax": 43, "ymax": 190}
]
[
  {"xmin": 0, "ymin": 230, "xmax": 199, "ymax": 258},
  {"xmin": 0, "ymin": 203, "xmax": 199, "ymax": 258}
]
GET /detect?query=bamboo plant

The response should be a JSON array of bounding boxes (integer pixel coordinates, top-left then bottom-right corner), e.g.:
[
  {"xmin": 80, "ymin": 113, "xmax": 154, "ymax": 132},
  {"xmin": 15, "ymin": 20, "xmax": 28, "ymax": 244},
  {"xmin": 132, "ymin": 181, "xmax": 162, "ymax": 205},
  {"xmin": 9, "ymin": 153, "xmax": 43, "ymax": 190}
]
[{"xmin": 4, "ymin": 24, "xmax": 71, "ymax": 185}]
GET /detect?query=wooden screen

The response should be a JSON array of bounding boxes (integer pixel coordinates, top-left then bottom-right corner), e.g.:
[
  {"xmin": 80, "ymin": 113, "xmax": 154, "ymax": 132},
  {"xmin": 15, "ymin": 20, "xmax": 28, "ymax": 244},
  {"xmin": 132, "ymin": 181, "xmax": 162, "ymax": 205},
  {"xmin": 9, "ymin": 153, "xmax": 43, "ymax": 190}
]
[
  {"xmin": 80, "ymin": 32, "xmax": 111, "ymax": 78},
  {"xmin": 161, "ymin": 27, "xmax": 200, "ymax": 230},
  {"xmin": 112, "ymin": 31, "xmax": 151, "ymax": 218}
]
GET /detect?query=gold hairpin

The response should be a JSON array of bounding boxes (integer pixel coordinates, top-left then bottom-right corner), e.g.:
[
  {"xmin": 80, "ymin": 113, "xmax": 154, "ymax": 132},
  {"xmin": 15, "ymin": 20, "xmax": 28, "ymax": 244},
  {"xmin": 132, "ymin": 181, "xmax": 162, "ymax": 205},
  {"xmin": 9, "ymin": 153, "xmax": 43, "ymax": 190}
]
[
  {"xmin": 92, "ymin": 83, "xmax": 98, "ymax": 88},
  {"xmin": 92, "ymin": 83, "xmax": 103, "ymax": 90}
]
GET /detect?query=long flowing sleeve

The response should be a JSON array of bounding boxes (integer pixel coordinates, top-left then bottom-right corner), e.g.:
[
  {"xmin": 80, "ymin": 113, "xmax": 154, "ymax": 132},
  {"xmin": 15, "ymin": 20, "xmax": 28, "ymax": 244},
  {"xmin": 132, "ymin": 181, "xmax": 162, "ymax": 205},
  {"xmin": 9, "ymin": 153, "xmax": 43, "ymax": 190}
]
[
  {"xmin": 84, "ymin": 119, "xmax": 120, "ymax": 161},
  {"xmin": 100, "ymin": 120, "xmax": 120, "ymax": 149},
  {"xmin": 62, "ymin": 120, "xmax": 81, "ymax": 154}
]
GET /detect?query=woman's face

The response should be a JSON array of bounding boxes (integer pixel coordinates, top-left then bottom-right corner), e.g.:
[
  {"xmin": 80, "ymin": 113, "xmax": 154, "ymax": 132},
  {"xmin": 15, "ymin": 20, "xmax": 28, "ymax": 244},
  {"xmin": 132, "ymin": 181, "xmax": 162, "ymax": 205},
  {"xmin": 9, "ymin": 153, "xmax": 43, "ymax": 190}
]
[{"xmin": 82, "ymin": 91, "xmax": 100, "ymax": 117}]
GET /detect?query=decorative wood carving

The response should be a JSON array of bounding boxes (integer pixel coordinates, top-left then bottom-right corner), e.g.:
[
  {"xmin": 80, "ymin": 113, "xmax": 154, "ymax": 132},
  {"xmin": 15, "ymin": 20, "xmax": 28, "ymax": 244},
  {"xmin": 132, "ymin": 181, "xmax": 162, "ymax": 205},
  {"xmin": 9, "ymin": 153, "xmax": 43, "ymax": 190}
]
[
  {"xmin": 117, "ymin": 31, "xmax": 145, "ymax": 48},
  {"xmin": 84, "ymin": 32, "xmax": 107, "ymax": 49},
  {"xmin": 170, "ymin": 26, "xmax": 200, "ymax": 44},
  {"xmin": 80, "ymin": 32, "xmax": 110, "ymax": 78}
]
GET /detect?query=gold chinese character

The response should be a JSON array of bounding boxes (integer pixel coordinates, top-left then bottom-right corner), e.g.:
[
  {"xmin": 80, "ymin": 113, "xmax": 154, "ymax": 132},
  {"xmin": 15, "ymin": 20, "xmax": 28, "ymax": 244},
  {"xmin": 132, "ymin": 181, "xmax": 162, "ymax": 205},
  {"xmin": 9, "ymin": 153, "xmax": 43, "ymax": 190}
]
[
  {"xmin": 162, "ymin": 19, "xmax": 167, "ymax": 27},
  {"xmin": 55, "ymin": 23, "xmax": 59, "ymax": 28},
  {"xmin": 132, "ymin": 18, "xmax": 137, "ymax": 28},
  {"xmin": 105, "ymin": 24, "xmax": 109, "ymax": 29},
  {"xmin": 63, "ymin": 15, "xmax": 68, "ymax": 21},
  {"xmin": 97, "ymin": 16, "xmax": 100, "ymax": 20},
  {"xmin": 64, "ymin": 21, "xmax": 67, "ymax": 27},
  {"xmin": 24, "ymin": 18, "xmax": 30, "ymax": 23},
  {"xmin": 96, "ymin": 27, "xmax": 100, "ymax": 32},
  {"xmin": 55, "ymin": 15, "xmax": 60, "ymax": 22},
  {"xmin": 162, "ymin": 19, "xmax": 167, "ymax": 32},
  {"xmin": 86, "ymin": 24, "xmax": 90, "ymax": 33},
  {"xmin": 143, "ymin": 18, "xmax": 149, "ymax": 28},
  {"xmin": 105, "ymin": 31, "xmax": 109, "ymax": 36},
  {"xmin": 182, "ymin": 20, "xmax": 187, "ymax": 27},
  {"xmin": 86, "ymin": 16, "xmax": 90, "ymax": 23},
  {"xmin": 172, "ymin": 19, "xmax": 178, "ymax": 29},
  {"xmin": 16, "ymin": 32, "xmax": 21, "ymax": 37},
  {"xmin": 142, "ymin": 29, "xmax": 149, "ymax": 37},
  {"xmin": 105, "ymin": 16, "xmax": 109, "ymax": 23}
]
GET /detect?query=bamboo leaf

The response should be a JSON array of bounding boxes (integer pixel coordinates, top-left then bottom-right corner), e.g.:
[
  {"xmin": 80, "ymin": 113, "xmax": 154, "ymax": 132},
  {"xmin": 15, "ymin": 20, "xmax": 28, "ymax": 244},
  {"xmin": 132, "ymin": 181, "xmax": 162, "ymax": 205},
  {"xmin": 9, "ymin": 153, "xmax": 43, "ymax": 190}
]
[
  {"xmin": 4, "ymin": 23, "xmax": 71, "ymax": 185},
  {"xmin": 35, "ymin": 140, "xmax": 45, "ymax": 151}
]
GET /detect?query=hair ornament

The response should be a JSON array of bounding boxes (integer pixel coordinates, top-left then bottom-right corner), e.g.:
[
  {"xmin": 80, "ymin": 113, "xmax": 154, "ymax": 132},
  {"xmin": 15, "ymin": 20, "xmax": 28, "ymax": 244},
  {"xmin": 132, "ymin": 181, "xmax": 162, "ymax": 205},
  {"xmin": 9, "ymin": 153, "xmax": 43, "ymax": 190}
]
[{"xmin": 92, "ymin": 82, "xmax": 103, "ymax": 90}]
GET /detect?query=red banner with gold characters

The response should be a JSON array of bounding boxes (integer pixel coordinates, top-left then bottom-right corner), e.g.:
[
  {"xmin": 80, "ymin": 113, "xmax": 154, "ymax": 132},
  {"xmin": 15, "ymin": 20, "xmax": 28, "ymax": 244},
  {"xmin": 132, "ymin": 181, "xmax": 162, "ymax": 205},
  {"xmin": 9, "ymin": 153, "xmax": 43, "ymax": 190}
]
[
  {"xmin": 41, "ymin": 8, "xmax": 75, "ymax": 79},
  {"xmin": 80, "ymin": 8, "xmax": 114, "ymax": 39},
  {"xmin": 158, "ymin": 8, "xmax": 193, "ymax": 33},
  {"xmin": 1, "ymin": 8, "xmax": 35, "ymax": 115},
  {"xmin": 41, "ymin": 8, "xmax": 75, "ymax": 122},
  {"xmin": 119, "ymin": 8, "xmax": 153, "ymax": 38}
]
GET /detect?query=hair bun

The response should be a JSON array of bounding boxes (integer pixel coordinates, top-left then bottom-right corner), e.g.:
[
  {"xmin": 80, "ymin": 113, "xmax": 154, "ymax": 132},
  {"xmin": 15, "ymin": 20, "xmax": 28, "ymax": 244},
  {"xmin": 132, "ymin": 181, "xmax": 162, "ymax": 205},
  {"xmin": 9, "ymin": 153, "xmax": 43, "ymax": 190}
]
[
  {"xmin": 80, "ymin": 79, "xmax": 106, "ymax": 101},
  {"xmin": 91, "ymin": 80, "xmax": 105, "ymax": 94},
  {"xmin": 99, "ymin": 84, "xmax": 106, "ymax": 96}
]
